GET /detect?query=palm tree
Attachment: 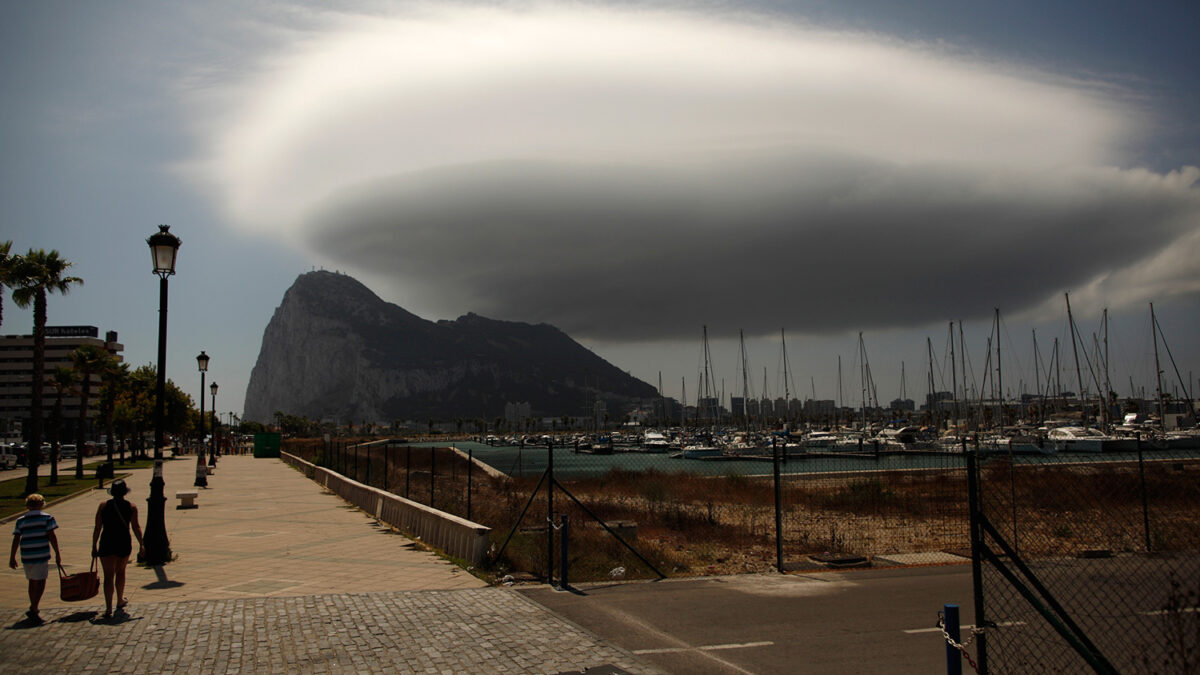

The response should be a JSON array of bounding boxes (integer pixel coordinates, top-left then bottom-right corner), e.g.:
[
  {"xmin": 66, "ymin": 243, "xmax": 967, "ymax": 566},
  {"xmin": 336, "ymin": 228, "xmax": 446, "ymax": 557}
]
[
  {"xmin": 0, "ymin": 240, "xmax": 13, "ymax": 331},
  {"xmin": 71, "ymin": 344, "xmax": 112, "ymax": 478},
  {"xmin": 0, "ymin": 241, "xmax": 14, "ymax": 444},
  {"xmin": 49, "ymin": 367, "xmax": 79, "ymax": 486},
  {"xmin": 11, "ymin": 249, "xmax": 83, "ymax": 495},
  {"xmin": 101, "ymin": 361, "xmax": 130, "ymax": 464}
]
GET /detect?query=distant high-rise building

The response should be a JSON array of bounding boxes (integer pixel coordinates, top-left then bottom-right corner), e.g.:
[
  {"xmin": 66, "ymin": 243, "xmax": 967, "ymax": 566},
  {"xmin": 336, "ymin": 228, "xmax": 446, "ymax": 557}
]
[
  {"xmin": 804, "ymin": 399, "xmax": 836, "ymax": 417},
  {"xmin": 746, "ymin": 398, "xmax": 761, "ymax": 418},
  {"xmin": 0, "ymin": 327, "xmax": 124, "ymax": 442},
  {"xmin": 504, "ymin": 401, "xmax": 531, "ymax": 427}
]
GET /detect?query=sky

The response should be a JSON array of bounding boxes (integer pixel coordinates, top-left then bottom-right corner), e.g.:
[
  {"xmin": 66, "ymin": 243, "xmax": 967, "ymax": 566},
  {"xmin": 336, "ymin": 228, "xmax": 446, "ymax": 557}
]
[{"xmin": 2, "ymin": 1, "xmax": 1198, "ymax": 420}]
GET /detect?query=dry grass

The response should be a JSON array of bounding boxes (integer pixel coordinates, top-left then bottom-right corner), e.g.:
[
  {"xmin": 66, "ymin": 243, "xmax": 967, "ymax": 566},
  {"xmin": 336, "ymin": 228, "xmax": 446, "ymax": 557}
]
[{"xmin": 285, "ymin": 441, "xmax": 1200, "ymax": 583}]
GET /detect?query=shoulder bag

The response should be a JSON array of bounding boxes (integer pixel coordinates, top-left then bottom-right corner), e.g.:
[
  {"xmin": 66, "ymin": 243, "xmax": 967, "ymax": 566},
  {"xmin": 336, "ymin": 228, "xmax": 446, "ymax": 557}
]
[{"xmin": 59, "ymin": 558, "xmax": 100, "ymax": 602}]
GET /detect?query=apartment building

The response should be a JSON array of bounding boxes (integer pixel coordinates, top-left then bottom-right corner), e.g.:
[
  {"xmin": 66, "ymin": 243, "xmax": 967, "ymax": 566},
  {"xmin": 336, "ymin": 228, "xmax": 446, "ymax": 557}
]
[{"xmin": 0, "ymin": 325, "xmax": 124, "ymax": 441}]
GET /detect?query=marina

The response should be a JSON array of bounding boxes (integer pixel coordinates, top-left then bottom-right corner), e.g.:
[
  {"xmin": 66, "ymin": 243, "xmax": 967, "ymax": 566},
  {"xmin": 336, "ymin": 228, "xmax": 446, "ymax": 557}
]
[{"xmin": 408, "ymin": 435, "xmax": 1200, "ymax": 480}]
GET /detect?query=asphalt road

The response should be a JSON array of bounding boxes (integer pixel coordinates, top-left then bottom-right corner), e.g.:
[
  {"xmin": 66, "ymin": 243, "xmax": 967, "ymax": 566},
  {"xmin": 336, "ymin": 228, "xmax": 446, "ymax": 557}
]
[{"xmin": 520, "ymin": 565, "xmax": 976, "ymax": 674}]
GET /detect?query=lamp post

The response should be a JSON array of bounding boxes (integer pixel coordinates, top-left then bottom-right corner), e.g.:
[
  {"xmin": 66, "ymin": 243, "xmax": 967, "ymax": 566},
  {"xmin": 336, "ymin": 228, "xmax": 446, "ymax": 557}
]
[
  {"xmin": 210, "ymin": 382, "xmax": 218, "ymax": 465},
  {"xmin": 144, "ymin": 224, "xmax": 179, "ymax": 566},
  {"xmin": 196, "ymin": 351, "xmax": 209, "ymax": 488}
]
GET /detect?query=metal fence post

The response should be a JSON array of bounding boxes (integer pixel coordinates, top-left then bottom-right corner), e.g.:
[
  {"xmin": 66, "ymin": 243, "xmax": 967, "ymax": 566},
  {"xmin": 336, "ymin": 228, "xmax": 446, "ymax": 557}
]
[
  {"xmin": 430, "ymin": 447, "xmax": 436, "ymax": 509},
  {"xmin": 366, "ymin": 446, "xmax": 371, "ymax": 486},
  {"xmin": 1137, "ymin": 441, "xmax": 1152, "ymax": 552},
  {"xmin": 560, "ymin": 514, "xmax": 569, "ymax": 590},
  {"xmin": 467, "ymin": 448, "xmax": 474, "ymax": 521},
  {"xmin": 547, "ymin": 440, "xmax": 555, "ymax": 586},
  {"xmin": 965, "ymin": 446, "xmax": 988, "ymax": 673},
  {"xmin": 944, "ymin": 603, "xmax": 962, "ymax": 675},
  {"xmin": 773, "ymin": 437, "xmax": 784, "ymax": 573},
  {"xmin": 383, "ymin": 445, "xmax": 389, "ymax": 492},
  {"xmin": 405, "ymin": 446, "xmax": 411, "ymax": 499}
]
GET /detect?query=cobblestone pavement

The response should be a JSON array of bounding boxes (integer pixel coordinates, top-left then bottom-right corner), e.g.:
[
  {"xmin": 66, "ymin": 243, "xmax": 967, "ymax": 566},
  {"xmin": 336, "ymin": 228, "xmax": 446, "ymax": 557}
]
[{"xmin": 1, "ymin": 588, "xmax": 660, "ymax": 673}]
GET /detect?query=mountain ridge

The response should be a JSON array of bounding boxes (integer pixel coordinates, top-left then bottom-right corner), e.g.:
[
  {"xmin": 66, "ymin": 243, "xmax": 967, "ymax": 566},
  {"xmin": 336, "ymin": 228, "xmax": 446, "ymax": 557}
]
[{"xmin": 243, "ymin": 271, "xmax": 657, "ymax": 424}]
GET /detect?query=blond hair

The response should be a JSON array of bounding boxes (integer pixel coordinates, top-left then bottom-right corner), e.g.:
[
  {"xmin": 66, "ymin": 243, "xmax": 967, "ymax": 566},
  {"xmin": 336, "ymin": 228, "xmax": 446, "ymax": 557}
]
[{"xmin": 25, "ymin": 494, "xmax": 45, "ymax": 510}]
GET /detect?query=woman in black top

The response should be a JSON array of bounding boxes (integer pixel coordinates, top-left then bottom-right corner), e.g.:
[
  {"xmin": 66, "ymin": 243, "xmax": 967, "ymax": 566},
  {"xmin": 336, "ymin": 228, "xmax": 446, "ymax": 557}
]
[{"xmin": 91, "ymin": 480, "xmax": 145, "ymax": 620}]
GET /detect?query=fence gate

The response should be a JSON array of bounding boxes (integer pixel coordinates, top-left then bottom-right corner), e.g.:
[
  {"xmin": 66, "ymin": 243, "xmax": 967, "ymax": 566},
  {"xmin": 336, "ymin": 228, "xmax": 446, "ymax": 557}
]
[{"xmin": 967, "ymin": 447, "xmax": 1200, "ymax": 673}]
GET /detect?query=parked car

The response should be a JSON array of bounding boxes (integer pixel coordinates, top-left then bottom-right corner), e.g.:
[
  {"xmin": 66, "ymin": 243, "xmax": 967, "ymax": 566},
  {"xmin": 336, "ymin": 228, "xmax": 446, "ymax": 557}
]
[
  {"xmin": 0, "ymin": 445, "xmax": 17, "ymax": 470},
  {"xmin": 60, "ymin": 444, "xmax": 78, "ymax": 460}
]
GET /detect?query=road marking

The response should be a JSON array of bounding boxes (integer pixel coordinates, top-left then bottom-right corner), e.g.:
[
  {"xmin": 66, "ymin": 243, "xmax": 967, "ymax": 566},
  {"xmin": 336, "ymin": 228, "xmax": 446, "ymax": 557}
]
[
  {"xmin": 1142, "ymin": 606, "xmax": 1199, "ymax": 616},
  {"xmin": 905, "ymin": 621, "xmax": 1024, "ymax": 634},
  {"xmin": 634, "ymin": 641, "xmax": 774, "ymax": 655}
]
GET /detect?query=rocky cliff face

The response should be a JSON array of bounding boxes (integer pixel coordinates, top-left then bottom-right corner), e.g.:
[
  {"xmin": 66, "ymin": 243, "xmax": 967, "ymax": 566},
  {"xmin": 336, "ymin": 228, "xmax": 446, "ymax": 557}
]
[{"xmin": 243, "ymin": 271, "xmax": 657, "ymax": 423}]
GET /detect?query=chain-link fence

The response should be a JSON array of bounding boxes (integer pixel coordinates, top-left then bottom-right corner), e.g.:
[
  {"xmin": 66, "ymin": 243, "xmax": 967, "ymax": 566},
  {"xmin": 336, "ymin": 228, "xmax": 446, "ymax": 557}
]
[
  {"xmin": 284, "ymin": 435, "xmax": 1200, "ymax": 670},
  {"xmin": 284, "ymin": 434, "xmax": 973, "ymax": 582},
  {"xmin": 970, "ymin": 446, "xmax": 1200, "ymax": 674}
]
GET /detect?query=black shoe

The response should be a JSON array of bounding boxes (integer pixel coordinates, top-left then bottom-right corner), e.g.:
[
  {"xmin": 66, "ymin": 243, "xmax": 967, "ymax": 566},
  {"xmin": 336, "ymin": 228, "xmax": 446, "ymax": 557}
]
[{"xmin": 25, "ymin": 611, "xmax": 43, "ymax": 625}]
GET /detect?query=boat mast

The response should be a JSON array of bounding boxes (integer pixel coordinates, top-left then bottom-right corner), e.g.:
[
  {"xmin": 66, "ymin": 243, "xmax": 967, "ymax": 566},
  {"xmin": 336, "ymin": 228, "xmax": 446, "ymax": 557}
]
[
  {"xmin": 1054, "ymin": 337, "xmax": 1062, "ymax": 414},
  {"xmin": 702, "ymin": 325, "xmax": 715, "ymax": 424},
  {"xmin": 836, "ymin": 357, "xmax": 843, "ymax": 429},
  {"xmin": 995, "ymin": 308, "xmax": 1004, "ymax": 436},
  {"xmin": 949, "ymin": 322, "xmax": 959, "ymax": 433},
  {"xmin": 959, "ymin": 322, "xmax": 970, "ymax": 432},
  {"xmin": 1103, "ymin": 308, "xmax": 1112, "ymax": 427},
  {"xmin": 681, "ymin": 377, "xmax": 687, "ymax": 430},
  {"xmin": 739, "ymin": 330, "xmax": 750, "ymax": 430},
  {"xmin": 859, "ymin": 332, "xmax": 867, "ymax": 432},
  {"xmin": 1151, "ymin": 303, "xmax": 1198, "ymax": 428},
  {"xmin": 927, "ymin": 338, "xmax": 939, "ymax": 431},
  {"xmin": 658, "ymin": 371, "xmax": 665, "ymax": 428},
  {"xmin": 781, "ymin": 328, "xmax": 791, "ymax": 430},
  {"xmin": 1151, "ymin": 303, "xmax": 1165, "ymax": 435},
  {"xmin": 1033, "ymin": 329, "xmax": 1046, "ymax": 425},
  {"xmin": 1065, "ymin": 293, "xmax": 1087, "ymax": 425}
]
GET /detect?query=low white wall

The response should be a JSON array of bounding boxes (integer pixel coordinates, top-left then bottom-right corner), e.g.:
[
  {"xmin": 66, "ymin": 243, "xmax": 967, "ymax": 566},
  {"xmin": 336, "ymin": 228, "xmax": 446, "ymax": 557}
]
[{"xmin": 282, "ymin": 452, "xmax": 491, "ymax": 564}]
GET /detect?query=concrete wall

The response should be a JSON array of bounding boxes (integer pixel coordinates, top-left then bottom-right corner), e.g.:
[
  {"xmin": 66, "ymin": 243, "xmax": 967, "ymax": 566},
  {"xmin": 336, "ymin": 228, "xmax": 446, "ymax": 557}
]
[{"xmin": 282, "ymin": 452, "xmax": 491, "ymax": 564}]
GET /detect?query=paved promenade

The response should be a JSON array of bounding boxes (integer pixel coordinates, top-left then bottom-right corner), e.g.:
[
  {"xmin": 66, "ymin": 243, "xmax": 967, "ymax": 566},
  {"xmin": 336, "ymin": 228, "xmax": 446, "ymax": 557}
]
[{"xmin": 2, "ymin": 454, "xmax": 656, "ymax": 673}]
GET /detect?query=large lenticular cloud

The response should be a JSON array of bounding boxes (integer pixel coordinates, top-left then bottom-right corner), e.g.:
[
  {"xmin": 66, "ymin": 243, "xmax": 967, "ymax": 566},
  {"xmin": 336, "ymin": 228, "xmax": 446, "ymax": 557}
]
[{"xmin": 189, "ymin": 4, "xmax": 1200, "ymax": 340}]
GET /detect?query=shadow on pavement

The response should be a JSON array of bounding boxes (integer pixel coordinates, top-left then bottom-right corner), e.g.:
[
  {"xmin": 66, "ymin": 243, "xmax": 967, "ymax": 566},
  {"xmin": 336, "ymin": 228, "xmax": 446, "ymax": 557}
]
[
  {"xmin": 57, "ymin": 610, "xmax": 99, "ymax": 623},
  {"xmin": 142, "ymin": 565, "xmax": 184, "ymax": 590}
]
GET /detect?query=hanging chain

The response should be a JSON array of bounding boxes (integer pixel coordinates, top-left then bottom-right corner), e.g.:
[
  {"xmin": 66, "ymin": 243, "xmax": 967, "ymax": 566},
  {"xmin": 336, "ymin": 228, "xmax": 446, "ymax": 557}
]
[{"xmin": 937, "ymin": 611, "xmax": 984, "ymax": 674}]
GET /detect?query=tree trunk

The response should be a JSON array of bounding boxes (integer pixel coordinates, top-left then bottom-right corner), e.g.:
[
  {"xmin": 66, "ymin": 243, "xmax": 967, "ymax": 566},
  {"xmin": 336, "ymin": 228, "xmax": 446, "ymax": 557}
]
[
  {"xmin": 24, "ymin": 291, "xmax": 46, "ymax": 496},
  {"xmin": 104, "ymin": 392, "xmax": 116, "ymax": 463},
  {"xmin": 74, "ymin": 372, "xmax": 90, "ymax": 479},
  {"xmin": 49, "ymin": 390, "xmax": 62, "ymax": 486}
]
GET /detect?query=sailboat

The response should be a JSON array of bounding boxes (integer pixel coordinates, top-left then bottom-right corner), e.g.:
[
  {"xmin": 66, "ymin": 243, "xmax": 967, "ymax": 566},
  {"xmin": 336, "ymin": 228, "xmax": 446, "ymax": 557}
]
[{"xmin": 679, "ymin": 326, "xmax": 724, "ymax": 459}]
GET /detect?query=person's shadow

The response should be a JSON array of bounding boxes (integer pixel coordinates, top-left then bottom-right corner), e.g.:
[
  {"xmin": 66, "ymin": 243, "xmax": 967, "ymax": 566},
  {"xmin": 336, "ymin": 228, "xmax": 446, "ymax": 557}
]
[
  {"xmin": 143, "ymin": 564, "xmax": 184, "ymax": 589},
  {"xmin": 5, "ymin": 615, "xmax": 48, "ymax": 630},
  {"xmin": 90, "ymin": 610, "xmax": 142, "ymax": 626}
]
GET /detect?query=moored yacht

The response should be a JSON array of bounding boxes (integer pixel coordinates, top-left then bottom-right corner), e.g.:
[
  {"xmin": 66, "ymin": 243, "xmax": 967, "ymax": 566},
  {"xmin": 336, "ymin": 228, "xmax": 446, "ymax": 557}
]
[{"xmin": 1047, "ymin": 426, "xmax": 1106, "ymax": 452}]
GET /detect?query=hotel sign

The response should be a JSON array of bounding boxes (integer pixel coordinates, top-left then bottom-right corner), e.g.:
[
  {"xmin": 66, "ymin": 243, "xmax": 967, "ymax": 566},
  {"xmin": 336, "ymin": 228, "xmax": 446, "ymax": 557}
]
[{"xmin": 45, "ymin": 325, "xmax": 99, "ymax": 338}]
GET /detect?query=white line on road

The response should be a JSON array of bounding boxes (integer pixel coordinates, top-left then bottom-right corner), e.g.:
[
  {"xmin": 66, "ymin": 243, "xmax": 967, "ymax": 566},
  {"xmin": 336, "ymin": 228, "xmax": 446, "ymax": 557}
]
[
  {"xmin": 633, "ymin": 641, "xmax": 775, "ymax": 655},
  {"xmin": 905, "ymin": 621, "xmax": 1025, "ymax": 634},
  {"xmin": 1142, "ymin": 606, "xmax": 1199, "ymax": 616}
]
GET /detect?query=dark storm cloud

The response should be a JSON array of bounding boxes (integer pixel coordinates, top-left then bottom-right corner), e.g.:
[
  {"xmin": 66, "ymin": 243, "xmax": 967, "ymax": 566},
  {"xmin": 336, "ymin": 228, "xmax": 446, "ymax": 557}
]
[
  {"xmin": 307, "ymin": 158, "xmax": 1200, "ymax": 341},
  {"xmin": 188, "ymin": 5, "xmax": 1200, "ymax": 342}
]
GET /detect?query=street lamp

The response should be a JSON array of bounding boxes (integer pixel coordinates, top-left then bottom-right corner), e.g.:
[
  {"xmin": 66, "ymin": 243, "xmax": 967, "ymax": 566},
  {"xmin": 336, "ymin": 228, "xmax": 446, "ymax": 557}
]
[
  {"xmin": 196, "ymin": 351, "xmax": 209, "ymax": 488},
  {"xmin": 210, "ymin": 381, "xmax": 218, "ymax": 465},
  {"xmin": 144, "ymin": 224, "xmax": 180, "ymax": 566}
]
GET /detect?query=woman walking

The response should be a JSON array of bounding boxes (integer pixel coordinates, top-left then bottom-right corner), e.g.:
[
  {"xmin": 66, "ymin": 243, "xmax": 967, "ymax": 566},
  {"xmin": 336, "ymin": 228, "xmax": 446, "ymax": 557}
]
[{"xmin": 91, "ymin": 479, "xmax": 145, "ymax": 621}]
